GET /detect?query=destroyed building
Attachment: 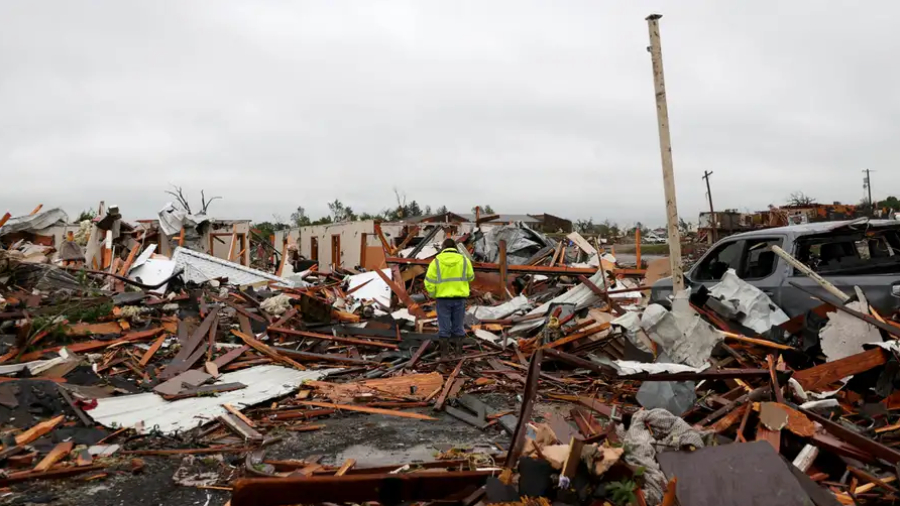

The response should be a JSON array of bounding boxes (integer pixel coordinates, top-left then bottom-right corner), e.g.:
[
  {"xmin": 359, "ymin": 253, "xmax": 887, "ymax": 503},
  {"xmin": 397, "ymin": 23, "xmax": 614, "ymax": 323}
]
[{"xmin": 1, "ymin": 201, "xmax": 900, "ymax": 506}]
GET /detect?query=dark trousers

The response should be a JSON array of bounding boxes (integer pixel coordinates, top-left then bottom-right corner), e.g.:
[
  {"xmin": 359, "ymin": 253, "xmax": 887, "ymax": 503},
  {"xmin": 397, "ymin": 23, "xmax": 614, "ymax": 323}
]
[{"xmin": 436, "ymin": 298, "xmax": 466, "ymax": 339}]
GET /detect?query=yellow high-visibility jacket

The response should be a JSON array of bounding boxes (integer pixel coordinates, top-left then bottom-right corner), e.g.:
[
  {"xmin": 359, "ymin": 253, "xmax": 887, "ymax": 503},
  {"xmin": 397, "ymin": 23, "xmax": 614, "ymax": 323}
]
[{"xmin": 425, "ymin": 248, "xmax": 475, "ymax": 298}]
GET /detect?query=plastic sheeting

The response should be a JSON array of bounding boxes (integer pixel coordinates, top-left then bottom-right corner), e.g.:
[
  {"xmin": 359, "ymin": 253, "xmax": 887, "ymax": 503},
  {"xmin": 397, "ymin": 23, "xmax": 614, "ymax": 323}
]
[
  {"xmin": 157, "ymin": 202, "xmax": 210, "ymax": 236},
  {"xmin": 467, "ymin": 294, "xmax": 530, "ymax": 321},
  {"xmin": 0, "ymin": 208, "xmax": 68, "ymax": 236},
  {"xmin": 708, "ymin": 269, "xmax": 789, "ymax": 334},
  {"xmin": 473, "ymin": 223, "xmax": 554, "ymax": 265},
  {"xmin": 619, "ymin": 408, "xmax": 708, "ymax": 505}
]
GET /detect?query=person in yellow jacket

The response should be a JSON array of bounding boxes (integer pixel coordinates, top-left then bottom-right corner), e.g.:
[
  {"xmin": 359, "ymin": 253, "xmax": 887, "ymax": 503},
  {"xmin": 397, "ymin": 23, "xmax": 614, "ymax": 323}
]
[{"xmin": 425, "ymin": 238, "xmax": 475, "ymax": 357}]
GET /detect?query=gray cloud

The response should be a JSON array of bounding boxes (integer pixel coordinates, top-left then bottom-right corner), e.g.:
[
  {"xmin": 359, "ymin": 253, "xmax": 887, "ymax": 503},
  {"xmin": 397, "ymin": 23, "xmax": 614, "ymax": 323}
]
[{"xmin": 2, "ymin": 1, "xmax": 898, "ymax": 228}]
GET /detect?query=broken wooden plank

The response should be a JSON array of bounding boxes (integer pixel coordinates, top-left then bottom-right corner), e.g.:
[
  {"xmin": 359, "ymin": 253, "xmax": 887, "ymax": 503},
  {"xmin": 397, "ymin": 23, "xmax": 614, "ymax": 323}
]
[
  {"xmin": 434, "ymin": 359, "xmax": 465, "ymax": 411},
  {"xmin": 160, "ymin": 382, "xmax": 246, "ymax": 400},
  {"xmin": 298, "ymin": 401, "xmax": 436, "ymax": 421},
  {"xmin": 268, "ymin": 327, "xmax": 399, "ymax": 350},
  {"xmin": 232, "ymin": 330, "xmax": 307, "ymax": 371},
  {"xmin": 231, "ymin": 470, "xmax": 494, "ymax": 506},
  {"xmin": 213, "ymin": 345, "xmax": 250, "ymax": 368},
  {"xmin": 0, "ymin": 464, "xmax": 106, "ymax": 487},
  {"xmin": 335, "ymin": 459, "xmax": 356, "ymax": 476},
  {"xmin": 793, "ymin": 347, "xmax": 886, "ymax": 392},
  {"xmin": 33, "ymin": 441, "xmax": 73, "ymax": 472},
  {"xmin": 139, "ymin": 333, "xmax": 168, "ymax": 367},
  {"xmin": 15, "ymin": 415, "xmax": 65, "ymax": 445},
  {"xmin": 802, "ymin": 407, "xmax": 900, "ymax": 464},
  {"xmin": 506, "ymin": 349, "xmax": 543, "ymax": 466},
  {"xmin": 224, "ymin": 403, "xmax": 257, "ymax": 428},
  {"xmin": 220, "ymin": 413, "xmax": 264, "ymax": 442}
]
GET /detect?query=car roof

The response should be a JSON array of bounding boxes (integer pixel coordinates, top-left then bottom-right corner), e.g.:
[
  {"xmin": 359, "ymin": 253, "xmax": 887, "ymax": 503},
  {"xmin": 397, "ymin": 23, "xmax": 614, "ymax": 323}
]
[{"xmin": 725, "ymin": 219, "xmax": 900, "ymax": 241}]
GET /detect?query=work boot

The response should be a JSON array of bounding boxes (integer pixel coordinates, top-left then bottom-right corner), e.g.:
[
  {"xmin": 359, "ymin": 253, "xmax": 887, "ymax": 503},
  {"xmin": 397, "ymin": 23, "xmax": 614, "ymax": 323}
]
[
  {"xmin": 454, "ymin": 336, "xmax": 465, "ymax": 356},
  {"xmin": 440, "ymin": 339, "xmax": 450, "ymax": 359}
]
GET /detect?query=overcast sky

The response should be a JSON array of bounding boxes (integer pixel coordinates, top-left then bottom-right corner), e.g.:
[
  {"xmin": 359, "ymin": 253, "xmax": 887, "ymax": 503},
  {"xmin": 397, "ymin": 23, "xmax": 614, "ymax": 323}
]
[{"xmin": 2, "ymin": 1, "xmax": 897, "ymax": 228}]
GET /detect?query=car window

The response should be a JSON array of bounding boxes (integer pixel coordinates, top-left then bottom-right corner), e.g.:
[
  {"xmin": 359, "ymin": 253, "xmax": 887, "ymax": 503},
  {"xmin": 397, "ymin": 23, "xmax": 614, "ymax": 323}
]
[
  {"xmin": 742, "ymin": 238, "xmax": 782, "ymax": 279},
  {"xmin": 693, "ymin": 240, "xmax": 744, "ymax": 281}
]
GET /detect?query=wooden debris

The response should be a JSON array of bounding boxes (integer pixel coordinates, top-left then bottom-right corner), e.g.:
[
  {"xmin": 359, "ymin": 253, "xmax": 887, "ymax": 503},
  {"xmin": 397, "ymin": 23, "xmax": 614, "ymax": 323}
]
[{"xmin": 298, "ymin": 401, "xmax": 437, "ymax": 421}]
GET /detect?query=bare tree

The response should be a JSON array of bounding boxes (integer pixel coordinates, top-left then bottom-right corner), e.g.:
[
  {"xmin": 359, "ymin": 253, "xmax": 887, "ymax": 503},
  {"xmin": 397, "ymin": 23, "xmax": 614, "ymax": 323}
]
[
  {"xmin": 165, "ymin": 185, "xmax": 193, "ymax": 214},
  {"xmin": 165, "ymin": 185, "xmax": 221, "ymax": 215},
  {"xmin": 787, "ymin": 191, "xmax": 816, "ymax": 206},
  {"xmin": 200, "ymin": 190, "xmax": 222, "ymax": 214}
]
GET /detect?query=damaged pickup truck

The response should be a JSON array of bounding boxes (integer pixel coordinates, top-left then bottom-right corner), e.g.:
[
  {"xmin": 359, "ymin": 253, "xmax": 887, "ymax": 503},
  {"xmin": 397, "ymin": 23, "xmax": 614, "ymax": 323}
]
[{"xmin": 650, "ymin": 220, "xmax": 900, "ymax": 317}]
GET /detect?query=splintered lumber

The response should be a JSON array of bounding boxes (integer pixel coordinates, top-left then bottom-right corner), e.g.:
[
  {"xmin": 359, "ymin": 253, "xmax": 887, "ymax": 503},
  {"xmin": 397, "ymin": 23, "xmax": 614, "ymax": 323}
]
[
  {"xmin": 21, "ymin": 327, "xmax": 165, "ymax": 362},
  {"xmin": 273, "ymin": 348, "xmax": 377, "ymax": 366},
  {"xmin": 224, "ymin": 404, "xmax": 257, "ymax": 428},
  {"xmin": 721, "ymin": 332, "xmax": 795, "ymax": 351},
  {"xmin": 543, "ymin": 322, "xmax": 610, "ymax": 350},
  {"xmin": 231, "ymin": 330, "xmax": 306, "ymax": 371},
  {"xmin": 231, "ymin": 471, "xmax": 495, "ymax": 506},
  {"xmin": 16, "ymin": 415, "xmax": 65, "ymax": 445},
  {"xmin": 213, "ymin": 345, "xmax": 250, "ymax": 368},
  {"xmin": 802, "ymin": 407, "xmax": 900, "ymax": 464},
  {"xmin": 220, "ymin": 413, "xmax": 264, "ymax": 442},
  {"xmin": 66, "ymin": 321, "xmax": 123, "ymax": 336},
  {"xmin": 506, "ymin": 350, "xmax": 543, "ymax": 466},
  {"xmin": 335, "ymin": 459, "xmax": 356, "ymax": 476},
  {"xmin": 0, "ymin": 464, "xmax": 106, "ymax": 487},
  {"xmin": 139, "ymin": 333, "xmax": 168, "ymax": 366},
  {"xmin": 707, "ymin": 405, "xmax": 747, "ymax": 433},
  {"xmin": 434, "ymin": 360, "xmax": 465, "ymax": 411},
  {"xmin": 756, "ymin": 426, "xmax": 781, "ymax": 452},
  {"xmin": 309, "ymin": 373, "xmax": 443, "ymax": 404},
  {"xmin": 793, "ymin": 347, "xmax": 886, "ymax": 391},
  {"xmin": 267, "ymin": 327, "xmax": 399, "ymax": 350},
  {"xmin": 298, "ymin": 401, "xmax": 437, "ymax": 421},
  {"xmin": 34, "ymin": 441, "xmax": 73, "ymax": 472}
]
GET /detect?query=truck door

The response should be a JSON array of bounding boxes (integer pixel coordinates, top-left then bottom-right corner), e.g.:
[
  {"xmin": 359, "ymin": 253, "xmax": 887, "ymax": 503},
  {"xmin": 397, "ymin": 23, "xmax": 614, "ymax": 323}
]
[{"xmin": 738, "ymin": 237, "xmax": 786, "ymax": 307}]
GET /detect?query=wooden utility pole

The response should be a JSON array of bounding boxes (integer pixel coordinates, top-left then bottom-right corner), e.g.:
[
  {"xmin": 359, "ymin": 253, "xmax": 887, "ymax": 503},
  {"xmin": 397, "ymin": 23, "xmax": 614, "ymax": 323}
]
[
  {"xmin": 702, "ymin": 170, "xmax": 715, "ymax": 244},
  {"xmin": 646, "ymin": 14, "xmax": 684, "ymax": 291},
  {"xmin": 863, "ymin": 169, "xmax": 874, "ymax": 213}
]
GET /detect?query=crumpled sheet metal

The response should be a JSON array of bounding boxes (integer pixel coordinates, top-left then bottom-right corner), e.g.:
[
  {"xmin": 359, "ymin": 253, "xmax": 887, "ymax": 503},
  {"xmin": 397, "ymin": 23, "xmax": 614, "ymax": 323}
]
[
  {"xmin": 0, "ymin": 208, "xmax": 69, "ymax": 237},
  {"xmin": 346, "ymin": 269, "xmax": 392, "ymax": 309},
  {"xmin": 611, "ymin": 312, "xmax": 654, "ymax": 353},
  {"xmin": 709, "ymin": 269, "xmax": 789, "ymax": 334},
  {"xmin": 509, "ymin": 268, "xmax": 606, "ymax": 335},
  {"xmin": 820, "ymin": 292, "xmax": 882, "ymax": 362},
  {"xmin": 641, "ymin": 290, "xmax": 723, "ymax": 368},
  {"xmin": 88, "ymin": 365, "xmax": 336, "ymax": 435},
  {"xmin": 157, "ymin": 202, "xmax": 210, "ymax": 236},
  {"xmin": 474, "ymin": 223, "xmax": 554, "ymax": 265},
  {"xmin": 172, "ymin": 247, "xmax": 301, "ymax": 287},
  {"xmin": 468, "ymin": 294, "xmax": 530, "ymax": 321}
]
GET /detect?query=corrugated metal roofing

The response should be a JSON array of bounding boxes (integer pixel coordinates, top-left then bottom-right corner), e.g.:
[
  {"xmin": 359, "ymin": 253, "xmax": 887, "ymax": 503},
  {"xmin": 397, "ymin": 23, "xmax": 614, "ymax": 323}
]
[
  {"xmin": 172, "ymin": 247, "xmax": 289, "ymax": 286},
  {"xmin": 0, "ymin": 208, "xmax": 69, "ymax": 236},
  {"xmin": 88, "ymin": 365, "xmax": 336, "ymax": 435}
]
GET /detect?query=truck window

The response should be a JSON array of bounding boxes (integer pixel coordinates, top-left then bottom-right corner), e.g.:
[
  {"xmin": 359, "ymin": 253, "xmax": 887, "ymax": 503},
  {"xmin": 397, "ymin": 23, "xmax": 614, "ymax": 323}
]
[
  {"xmin": 742, "ymin": 238, "xmax": 782, "ymax": 279},
  {"xmin": 694, "ymin": 240, "xmax": 743, "ymax": 281},
  {"xmin": 796, "ymin": 227, "xmax": 900, "ymax": 275}
]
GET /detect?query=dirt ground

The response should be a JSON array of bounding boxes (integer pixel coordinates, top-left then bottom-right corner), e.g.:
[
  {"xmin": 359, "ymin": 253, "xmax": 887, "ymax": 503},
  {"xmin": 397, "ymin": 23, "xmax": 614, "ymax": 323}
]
[{"xmin": 5, "ymin": 394, "xmax": 519, "ymax": 506}]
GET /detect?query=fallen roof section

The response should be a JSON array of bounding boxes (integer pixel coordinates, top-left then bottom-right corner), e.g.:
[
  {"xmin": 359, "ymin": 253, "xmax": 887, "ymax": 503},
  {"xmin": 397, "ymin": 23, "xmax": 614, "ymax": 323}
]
[
  {"xmin": 88, "ymin": 365, "xmax": 336, "ymax": 435},
  {"xmin": 172, "ymin": 247, "xmax": 295, "ymax": 287}
]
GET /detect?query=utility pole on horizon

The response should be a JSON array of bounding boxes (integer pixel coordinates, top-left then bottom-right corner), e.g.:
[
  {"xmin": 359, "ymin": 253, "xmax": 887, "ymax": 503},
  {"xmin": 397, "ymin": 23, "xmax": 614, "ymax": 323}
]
[
  {"xmin": 702, "ymin": 170, "xmax": 715, "ymax": 245},
  {"xmin": 863, "ymin": 169, "xmax": 874, "ymax": 214}
]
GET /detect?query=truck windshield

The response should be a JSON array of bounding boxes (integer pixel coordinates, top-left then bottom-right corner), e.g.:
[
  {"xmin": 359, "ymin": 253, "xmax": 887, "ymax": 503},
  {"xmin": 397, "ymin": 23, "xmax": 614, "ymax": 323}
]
[{"xmin": 796, "ymin": 227, "xmax": 900, "ymax": 275}]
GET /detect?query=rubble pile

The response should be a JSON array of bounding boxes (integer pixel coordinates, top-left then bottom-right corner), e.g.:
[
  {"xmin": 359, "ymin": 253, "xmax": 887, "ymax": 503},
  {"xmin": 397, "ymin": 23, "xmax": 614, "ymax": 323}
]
[{"xmin": 1, "ymin": 206, "xmax": 900, "ymax": 506}]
